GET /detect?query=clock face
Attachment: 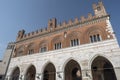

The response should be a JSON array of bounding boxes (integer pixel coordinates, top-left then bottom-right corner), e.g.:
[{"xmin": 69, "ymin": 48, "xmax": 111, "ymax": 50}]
[
  {"xmin": 97, "ymin": 6, "xmax": 101, "ymax": 11},
  {"xmin": 95, "ymin": 9, "xmax": 98, "ymax": 12},
  {"xmin": 95, "ymin": 6, "xmax": 101, "ymax": 12}
]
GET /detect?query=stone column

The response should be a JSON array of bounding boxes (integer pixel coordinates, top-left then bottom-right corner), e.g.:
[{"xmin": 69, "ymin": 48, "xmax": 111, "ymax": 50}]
[
  {"xmin": 114, "ymin": 67, "xmax": 120, "ymax": 80},
  {"xmin": 56, "ymin": 71, "xmax": 64, "ymax": 80},
  {"xmin": 19, "ymin": 75, "xmax": 24, "ymax": 80},
  {"xmin": 6, "ymin": 76, "xmax": 10, "ymax": 80},
  {"xmin": 35, "ymin": 73, "xmax": 42, "ymax": 80},
  {"xmin": 82, "ymin": 70, "xmax": 92, "ymax": 80}
]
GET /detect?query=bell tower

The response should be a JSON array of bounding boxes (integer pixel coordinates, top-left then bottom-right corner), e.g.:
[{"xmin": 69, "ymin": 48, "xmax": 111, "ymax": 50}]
[{"xmin": 93, "ymin": 2, "xmax": 107, "ymax": 17}]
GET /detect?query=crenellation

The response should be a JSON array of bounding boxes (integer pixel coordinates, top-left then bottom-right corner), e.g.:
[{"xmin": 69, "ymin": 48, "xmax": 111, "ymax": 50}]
[
  {"xmin": 40, "ymin": 28, "xmax": 43, "ymax": 32},
  {"xmin": 74, "ymin": 17, "xmax": 79, "ymax": 24},
  {"xmin": 61, "ymin": 21, "xmax": 67, "ymax": 27},
  {"xmin": 32, "ymin": 32, "xmax": 34, "ymax": 35},
  {"xmin": 35, "ymin": 30, "xmax": 38, "ymax": 34},
  {"xmin": 16, "ymin": 1, "xmax": 109, "ymax": 42},
  {"xmin": 88, "ymin": 13, "xmax": 92, "ymax": 19},
  {"xmin": 80, "ymin": 16, "xmax": 86, "ymax": 22},
  {"xmin": 28, "ymin": 33, "xmax": 30, "ymax": 36},
  {"xmin": 23, "ymin": 34, "xmax": 26, "ymax": 38},
  {"xmin": 42, "ymin": 27, "xmax": 48, "ymax": 32},
  {"xmin": 68, "ymin": 19, "xmax": 73, "ymax": 26},
  {"xmin": 57, "ymin": 23, "xmax": 61, "ymax": 28},
  {"xmin": 16, "ymin": 15, "xmax": 109, "ymax": 41}
]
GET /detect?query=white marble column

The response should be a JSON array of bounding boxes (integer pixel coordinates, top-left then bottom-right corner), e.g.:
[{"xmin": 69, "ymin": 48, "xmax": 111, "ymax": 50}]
[
  {"xmin": 36, "ymin": 73, "xmax": 42, "ymax": 80},
  {"xmin": 114, "ymin": 67, "xmax": 120, "ymax": 80},
  {"xmin": 82, "ymin": 70, "xmax": 92, "ymax": 80},
  {"xmin": 19, "ymin": 75, "xmax": 24, "ymax": 80},
  {"xmin": 56, "ymin": 71, "xmax": 64, "ymax": 80},
  {"xmin": 6, "ymin": 76, "xmax": 10, "ymax": 80}
]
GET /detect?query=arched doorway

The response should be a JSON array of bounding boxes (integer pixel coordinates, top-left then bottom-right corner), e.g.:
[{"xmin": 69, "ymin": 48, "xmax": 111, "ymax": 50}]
[
  {"xmin": 91, "ymin": 56, "xmax": 117, "ymax": 80},
  {"xmin": 11, "ymin": 67, "xmax": 20, "ymax": 80},
  {"xmin": 64, "ymin": 60, "xmax": 82, "ymax": 80},
  {"xmin": 43, "ymin": 63, "xmax": 56, "ymax": 80},
  {"xmin": 25, "ymin": 65, "xmax": 36, "ymax": 80}
]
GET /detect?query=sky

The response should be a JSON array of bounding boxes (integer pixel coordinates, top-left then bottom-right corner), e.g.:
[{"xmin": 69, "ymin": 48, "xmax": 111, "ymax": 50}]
[{"xmin": 0, "ymin": 0, "xmax": 120, "ymax": 59}]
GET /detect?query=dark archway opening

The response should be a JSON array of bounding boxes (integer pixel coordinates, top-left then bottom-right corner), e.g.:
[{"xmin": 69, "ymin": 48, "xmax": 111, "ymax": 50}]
[
  {"xmin": 91, "ymin": 56, "xmax": 117, "ymax": 80},
  {"xmin": 11, "ymin": 67, "xmax": 20, "ymax": 80},
  {"xmin": 64, "ymin": 60, "xmax": 82, "ymax": 80},
  {"xmin": 43, "ymin": 63, "xmax": 56, "ymax": 80},
  {"xmin": 25, "ymin": 65, "xmax": 36, "ymax": 80}
]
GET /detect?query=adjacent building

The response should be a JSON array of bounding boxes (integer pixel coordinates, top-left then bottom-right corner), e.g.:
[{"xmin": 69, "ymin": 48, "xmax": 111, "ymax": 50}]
[{"xmin": 0, "ymin": 43, "xmax": 15, "ymax": 80}]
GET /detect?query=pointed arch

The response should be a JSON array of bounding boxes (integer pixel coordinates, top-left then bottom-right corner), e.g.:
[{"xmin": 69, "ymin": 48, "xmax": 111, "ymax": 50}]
[
  {"xmin": 66, "ymin": 31, "xmax": 81, "ymax": 47},
  {"xmin": 11, "ymin": 66, "xmax": 20, "ymax": 80},
  {"xmin": 27, "ymin": 43, "xmax": 35, "ymax": 54},
  {"xmin": 39, "ymin": 40, "xmax": 48, "ymax": 53},
  {"xmin": 25, "ymin": 64, "xmax": 36, "ymax": 80},
  {"xmin": 89, "ymin": 54, "xmax": 114, "ymax": 69},
  {"xmin": 62, "ymin": 57, "xmax": 82, "ymax": 71},
  {"xmin": 91, "ymin": 56, "xmax": 117, "ymax": 80},
  {"xmin": 52, "ymin": 35, "xmax": 64, "ymax": 50},
  {"xmin": 67, "ymin": 31, "xmax": 81, "ymax": 40},
  {"xmin": 42, "ymin": 62, "xmax": 56, "ymax": 80},
  {"xmin": 16, "ymin": 45, "xmax": 25, "ymax": 57},
  {"xmin": 84, "ymin": 26, "xmax": 107, "ymax": 43},
  {"xmin": 64, "ymin": 59, "xmax": 82, "ymax": 80}
]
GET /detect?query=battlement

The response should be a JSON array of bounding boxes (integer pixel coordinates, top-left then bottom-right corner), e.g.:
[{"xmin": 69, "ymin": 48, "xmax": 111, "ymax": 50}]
[
  {"xmin": 17, "ymin": 14, "xmax": 108, "ymax": 42},
  {"xmin": 16, "ymin": 1, "xmax": 108, "ymax": 42}
]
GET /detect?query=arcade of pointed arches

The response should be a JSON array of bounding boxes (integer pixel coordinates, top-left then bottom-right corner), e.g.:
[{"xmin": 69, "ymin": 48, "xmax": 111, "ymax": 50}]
[{"xmin": 8, "ymin": 55, "xmax": 117, "ymax": 80}]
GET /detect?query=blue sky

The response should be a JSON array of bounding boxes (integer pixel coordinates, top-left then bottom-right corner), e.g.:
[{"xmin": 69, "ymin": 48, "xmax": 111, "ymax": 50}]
[{"xmin": 0, "ymin": 0, "xmax": 120, "ymax": 59}]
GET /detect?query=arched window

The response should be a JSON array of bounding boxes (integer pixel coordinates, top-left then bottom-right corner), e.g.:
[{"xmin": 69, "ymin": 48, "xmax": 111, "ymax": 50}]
[
  {"xmin": 85, "ymin": 26, "xmax": 107, "ymax": 44},
  {"xmin": 39, "ymin": 41, "xmax": 48, "ymax": 53},
  {"xmin": 64, "ymin": 60, "xmax": 82, "ymax": 80},
  {"xmin": 16, "ymin": 45, "xmax": 24, "ymax": 57},
  {"xmin": 28, "ymin": 43, "xmax": 34, "ymax": 55},
  {"xmin": 11, "ymin": 67, "xmax": 20, "ymax": 80},
  {"xmin": 71, "ymin": 39, "xmax": 79, "ymax": 46},
  {"xmin": 91, "ymin": 56, "xmax": 117, "ymax": 80},
  {"xmin": 54, "ymin": 42, "xmax": 62, "ymax": 49},
  {"xmin": 25, "ymin": 65, "xmax": 36, "ymax": 80},
  {"xmin": 67, "ymin": 31, "xmax": 81, "ymax": 47},
  {"xmin": 90, "ymin": 34, "xmax": 102, "ymax": 43},
  {"xmin": 40, "ymin": 47, "xmax": 47, "ymax": 53},
  {"xmin": 52, "ymin": 35, "xmax": 63, "ymax": 50},
  {"xmin": 43, "ymin": 63, "xmax": 56, "ymax": 80}
]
